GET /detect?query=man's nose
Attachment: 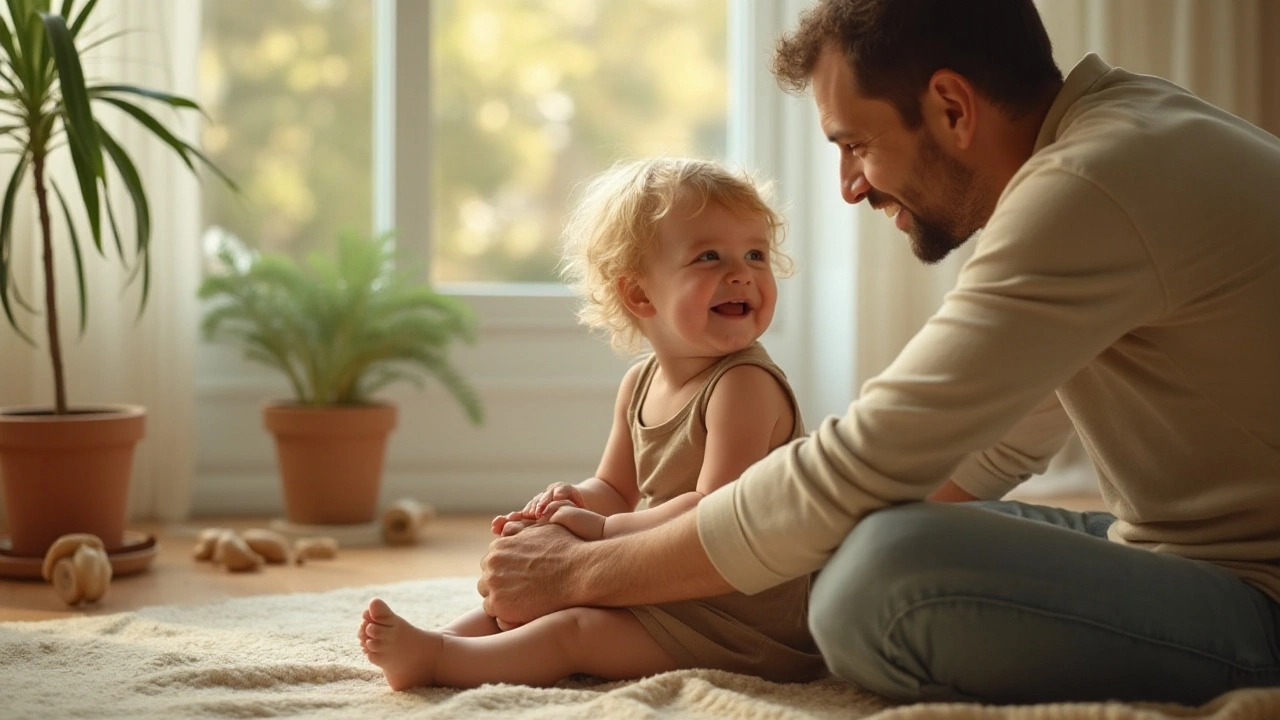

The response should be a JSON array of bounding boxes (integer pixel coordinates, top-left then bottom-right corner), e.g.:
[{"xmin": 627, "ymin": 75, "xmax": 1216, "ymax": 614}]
[{"xmin": 842, "ymin": 171, "xmax": 871, "ymax": 205}]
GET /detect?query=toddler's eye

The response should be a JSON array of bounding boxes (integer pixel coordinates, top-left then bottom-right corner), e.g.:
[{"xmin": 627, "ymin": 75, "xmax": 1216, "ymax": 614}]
[
  {"xmin": 696, "ymin": 250, "xmax": 719, "ymax": 262},
  {"xmin": 746, "ymin": 250, "xmax": 766, "ymax": 262}
]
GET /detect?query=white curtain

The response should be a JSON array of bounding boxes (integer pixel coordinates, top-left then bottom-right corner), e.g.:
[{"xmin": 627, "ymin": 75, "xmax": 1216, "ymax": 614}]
[
  {"xmin": 0, "ymin": 1, "xmax": 203, "ymax": 522},
  {"xmin": 849, "ymin": 0, "xmax": 1280, "ymax": 494}
]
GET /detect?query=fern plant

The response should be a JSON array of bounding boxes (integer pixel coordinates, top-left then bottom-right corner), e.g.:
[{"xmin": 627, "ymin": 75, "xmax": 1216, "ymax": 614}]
[{"xmin": 198, "ymin": 231, "xmax": 484, "ymax": 424}]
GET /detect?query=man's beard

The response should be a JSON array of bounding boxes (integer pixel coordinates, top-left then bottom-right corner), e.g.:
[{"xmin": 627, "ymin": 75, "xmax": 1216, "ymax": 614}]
[{"xmin": 876, "ymin": 132, "xmax": 985, "ymax": 265}]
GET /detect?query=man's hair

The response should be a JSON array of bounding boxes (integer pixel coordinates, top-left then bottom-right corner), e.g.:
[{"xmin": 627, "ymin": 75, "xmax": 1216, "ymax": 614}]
[
  {"xmin": 772, "ymin": 0, "xmax": 1063, "ymax": 127},
  {"xmin": 560, "ymin": 157, "xmax": 792, "ymax": 353}
]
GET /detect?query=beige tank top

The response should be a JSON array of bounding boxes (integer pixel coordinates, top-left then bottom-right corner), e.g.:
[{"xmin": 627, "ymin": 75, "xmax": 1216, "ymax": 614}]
[{"xmin": 624, "ymin": 343, "xmax": 826, "ymax": 683}]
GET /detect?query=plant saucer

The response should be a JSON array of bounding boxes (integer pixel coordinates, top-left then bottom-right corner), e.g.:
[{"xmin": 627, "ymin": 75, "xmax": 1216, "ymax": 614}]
[{"xmin": 0, "ymin": 530, "xmax": 158, "ymax": 581}]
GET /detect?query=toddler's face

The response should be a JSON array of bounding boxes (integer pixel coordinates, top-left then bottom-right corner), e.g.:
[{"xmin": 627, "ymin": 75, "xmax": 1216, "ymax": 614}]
[{"xmin": 635, "ymin": 198, "xmax": 777, "ymax": 358}]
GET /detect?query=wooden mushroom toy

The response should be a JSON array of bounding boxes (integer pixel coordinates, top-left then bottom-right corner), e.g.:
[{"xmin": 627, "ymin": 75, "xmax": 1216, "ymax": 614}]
[
  {"xmin": 41, "ymin": 534, "xmax": 113, "ymax": 606},
  {"xmin": 193, "ymin": 527, "xmax": 232, "ymax": 561},
  {"xmin": 381, "ymin": 498, "xmax": 436, "ymax": 546},
  {"xmin": 241, "ymin": 529, "xmax": 292, "ymax": 564},
  {"xmin": 213, "ymin": 531, "xmax": 263, "ymax": 572},
  {"xmin": 294, "ymin": 536, "xmax": 338, "ymax": 564}
]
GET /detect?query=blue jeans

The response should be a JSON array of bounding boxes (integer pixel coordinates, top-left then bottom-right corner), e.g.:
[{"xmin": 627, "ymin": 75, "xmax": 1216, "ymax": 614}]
[{"xmin": 808, "ymin": 501, "xmax": 1280, "ymax": 704}]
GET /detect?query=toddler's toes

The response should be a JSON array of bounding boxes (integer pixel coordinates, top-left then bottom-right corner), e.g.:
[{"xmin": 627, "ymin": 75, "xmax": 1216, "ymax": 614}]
[{"xmin": 368, "ymin": 598, "xmax": 396, "ymax": 624}]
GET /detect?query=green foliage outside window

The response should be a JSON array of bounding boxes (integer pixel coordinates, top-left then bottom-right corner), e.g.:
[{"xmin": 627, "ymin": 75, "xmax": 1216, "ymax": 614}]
[{"xmin": 200, "ymin": 0, "xmax": 727, "ymax": 284}]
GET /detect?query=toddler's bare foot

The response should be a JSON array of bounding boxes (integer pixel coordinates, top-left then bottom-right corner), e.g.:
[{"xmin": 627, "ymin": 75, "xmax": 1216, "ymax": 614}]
[{"xmin": 358, "ymin": 598, "xmax": 443, "ymax": 690}]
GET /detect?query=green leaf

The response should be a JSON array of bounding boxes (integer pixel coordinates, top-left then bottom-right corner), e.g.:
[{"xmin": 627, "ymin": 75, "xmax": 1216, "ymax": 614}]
[
  {"xmin": 102, "ymin": 176, "xmax": 123, "ymax": 260},
  {"xmin": 0, "ymin": 11, "xmax": 19, "ymax": 69},
  {"xmin": 97, "ymin": 124, "xmax": 150, "ymax": 311},
  {"xmin": 42, "ymin": 11, "xmax": 103, "ymax": 247},
  {"xmin": 8, "ymin": 1, "xmax": 37, "ymax": 96},
  {"xmin": 94, "ymin": 95, "xmax": 193, "ymax": 172},
  {"xmin": 179, "ymin": 139, "xmax": 238, "ymax": 191},
  {"xmin": 67, "ymin": 0, "xmax": 95, "ymax": 38},
  {"xmin": 92, "ymin": 105, "xmax": 237, "ymax": 197},
  {"xmin": 50, "ymin": 180, "xmax": 87, "ymax": 334},
  {"xmin": 26, "ymin": 6, "xmax": 50, "ymax": 98},
  {"xmin": 0, "ymin": 152, "xmax": 33, "ymax": 343},
  {"xmin": 74, "ymin": 28, "xmax": 128, "ymax": 58},
  {"xmin": 91, "ymin": 83, "xmax": 205, "ymax": 116}
]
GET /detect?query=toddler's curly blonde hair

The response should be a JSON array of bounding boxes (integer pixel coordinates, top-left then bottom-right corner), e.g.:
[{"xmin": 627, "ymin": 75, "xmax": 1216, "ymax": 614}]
[{"xmin": 560, "ymin": 157, "xmax": 792, "ymax": 353}]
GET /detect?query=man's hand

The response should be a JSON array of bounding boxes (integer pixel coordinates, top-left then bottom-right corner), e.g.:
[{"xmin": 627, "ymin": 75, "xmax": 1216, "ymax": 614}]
[
  {"xmin": 539, "ymin": 499, "xmax": 606, "ymax": 541},
  {"xmin": 479, "ymin": 523, "xmax": 586, "ymax": 625},
  {"xmin": 929, "ymin": 479, "xmax": 980, "ymax": 503}
]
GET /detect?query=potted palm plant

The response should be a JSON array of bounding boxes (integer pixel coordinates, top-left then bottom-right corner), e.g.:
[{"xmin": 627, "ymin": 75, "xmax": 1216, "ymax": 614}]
[
  {"xmin": 198, "ymin": 230, "xmax": 483, "ymax": 525},
  {"xmin": 0, "ymin": 0, "xmax": 232, "ymax": 557}
]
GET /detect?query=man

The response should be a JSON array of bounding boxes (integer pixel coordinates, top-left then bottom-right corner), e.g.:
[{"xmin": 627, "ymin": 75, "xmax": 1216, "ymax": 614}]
[{"xmin": 480, "ymin": 0, "xmax": 1280, "ymax": 705}]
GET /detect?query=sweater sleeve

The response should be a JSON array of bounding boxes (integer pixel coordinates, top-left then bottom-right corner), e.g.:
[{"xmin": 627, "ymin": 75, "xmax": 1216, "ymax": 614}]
[
  {"xmin": 950, "ymin": 391, "xmax": 1075, "ymax": 499},
  {"xmin": 697, "ymin": 170, "xmax": 1168, "ymax": 594}
]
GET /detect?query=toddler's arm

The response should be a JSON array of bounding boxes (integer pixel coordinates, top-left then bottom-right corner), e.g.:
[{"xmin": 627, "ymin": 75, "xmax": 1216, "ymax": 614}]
[
  {"xmin": 548, "ymin": 364, "xmax": 793, "ymax": 540},
  {"xmin": 492, "ymin": 364, "xmax": 644, "ymax": 535}
]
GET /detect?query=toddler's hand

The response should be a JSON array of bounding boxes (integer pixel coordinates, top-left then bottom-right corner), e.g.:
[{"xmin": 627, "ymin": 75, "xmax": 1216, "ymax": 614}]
[
  {"xmin": 538, "ymin": 499, "xmax": 606, "ymax": 541},
  {"xmin": 494, "ymin": 483, "xmax": 587, "ymax": 536},
  {"xmin": 491, "ymin": 512, "xmax": 533, "ymax": 536},
  {"xmin": 525, "ymin": 482, "xmax": 586, "ymax": 519}
]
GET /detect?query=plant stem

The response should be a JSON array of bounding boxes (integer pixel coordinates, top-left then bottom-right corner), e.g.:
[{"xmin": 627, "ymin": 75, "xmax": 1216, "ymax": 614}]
[{"xmin": 33, "ymin": 153, "xmax": 67, "ymax": 415}]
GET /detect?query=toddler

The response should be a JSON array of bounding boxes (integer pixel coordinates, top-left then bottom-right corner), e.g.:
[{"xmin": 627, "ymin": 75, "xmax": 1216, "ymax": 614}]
[{"xmin": 358, "ymin": 157, "xmax": 824, "ymax": 689}]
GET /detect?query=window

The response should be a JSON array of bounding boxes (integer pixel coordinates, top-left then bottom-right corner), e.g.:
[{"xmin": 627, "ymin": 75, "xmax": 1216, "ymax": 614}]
[
  {"xmin": 193, "ymin": 0, "xmax": 813, "ymax": 514},
  {"xmin": 199, "ymin": 0, "xmax": 374, "ymax": 266},
  {"xmin": 427, "ymin": 0, "xmax": 728, "ymax": 284},
  {"xmin": 198, "ymin": 0, "xmax": 729, "ymax": 286}
]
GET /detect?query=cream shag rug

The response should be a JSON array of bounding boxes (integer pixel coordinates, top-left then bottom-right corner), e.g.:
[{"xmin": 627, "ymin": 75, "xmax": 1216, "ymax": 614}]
[{"xmin": 1, "ymin": 576, "xmax": 1277, "ymax": 720}]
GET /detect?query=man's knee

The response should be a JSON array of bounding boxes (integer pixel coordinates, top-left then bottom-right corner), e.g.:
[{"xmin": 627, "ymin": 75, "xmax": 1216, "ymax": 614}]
[{"xmin": 808, "ymin": 503, "xmax": 973, "ymax": 701}]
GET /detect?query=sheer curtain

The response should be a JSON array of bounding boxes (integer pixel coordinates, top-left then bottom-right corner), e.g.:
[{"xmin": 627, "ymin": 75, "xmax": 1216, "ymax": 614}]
[
  {"xmin": 0, "ymin": 1, "xmax": 203, "ymax": 523},
  {"xmin": 848, "ymin": 0, "xmax": 1280, "ymax": 494}
]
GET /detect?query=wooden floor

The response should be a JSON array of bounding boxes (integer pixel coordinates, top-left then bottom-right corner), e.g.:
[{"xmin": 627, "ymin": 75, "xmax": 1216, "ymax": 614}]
[
  {"xmin": 0, "ymin": 515, "xmax": 495, "ymax": 623},
  {"xmin": 0, "ymin": 494, "xmax": 1104, "ymax": 623}
]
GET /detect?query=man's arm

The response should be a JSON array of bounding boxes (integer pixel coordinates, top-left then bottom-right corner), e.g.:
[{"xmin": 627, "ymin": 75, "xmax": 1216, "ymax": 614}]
[
  {"xmin": 928, "ymin": 392, "xmax": 1074, "ymax": 502},
  {"xmin": 697, "ymin": 171, "xmax": 1166, "ymax": 595},
  {"xmin": 947, "ymin": 392, "xmax": 1075, "ymax": 499},
  {"xmin": 479, "ymin": 510, "xmax": 731, "ymax": 624}
]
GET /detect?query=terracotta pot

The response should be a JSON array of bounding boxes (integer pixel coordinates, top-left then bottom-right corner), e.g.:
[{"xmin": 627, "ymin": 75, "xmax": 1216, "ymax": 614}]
[
  {"xmin": 264, "ymin": 403, "xmax": 397, "ymax": 525},
  {"xmin": 0, "ymin": 405, "xmax": 146, "ymax": 557}
]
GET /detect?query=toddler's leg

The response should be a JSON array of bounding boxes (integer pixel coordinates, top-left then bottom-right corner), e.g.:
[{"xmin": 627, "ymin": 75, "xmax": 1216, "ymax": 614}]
[
  {"xmin": 360, "ymin": 598, "xmax": 675, "ymax": 690},
  {"xmin": 440, "ymin": 607, "xmax": 502, "ymax": 637}
]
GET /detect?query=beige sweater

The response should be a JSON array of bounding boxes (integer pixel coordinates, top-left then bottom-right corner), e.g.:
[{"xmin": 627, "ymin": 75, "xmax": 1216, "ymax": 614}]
[{"xmin": 698, "ymin": 54, "xmax": 1280, "ymax": 602}]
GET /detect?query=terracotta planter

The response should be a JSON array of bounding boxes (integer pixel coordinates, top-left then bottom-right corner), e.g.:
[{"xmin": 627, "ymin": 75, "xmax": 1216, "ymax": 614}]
[
  {"xmin": 264, "ymin": 403, "xmax": 397, "ymax": 525},
  {"xmin": 0, "ymin": 405, "xmax": 146, "ymax": 557}
]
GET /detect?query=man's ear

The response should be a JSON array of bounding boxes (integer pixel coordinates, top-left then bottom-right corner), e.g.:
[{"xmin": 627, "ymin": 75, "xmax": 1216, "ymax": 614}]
[
  {"xmin": 924, "ymin": 69, "xmax": 978, "ymax": 151},
  {"xmin": 618, "ymin": 275, "xmax": 656, "ymax": 319}
]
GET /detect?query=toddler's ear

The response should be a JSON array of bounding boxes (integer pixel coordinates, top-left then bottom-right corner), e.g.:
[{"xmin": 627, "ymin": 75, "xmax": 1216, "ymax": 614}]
[{"xmin": 618, "ymin": 275, "xmax": 656, "ymax": 318}]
